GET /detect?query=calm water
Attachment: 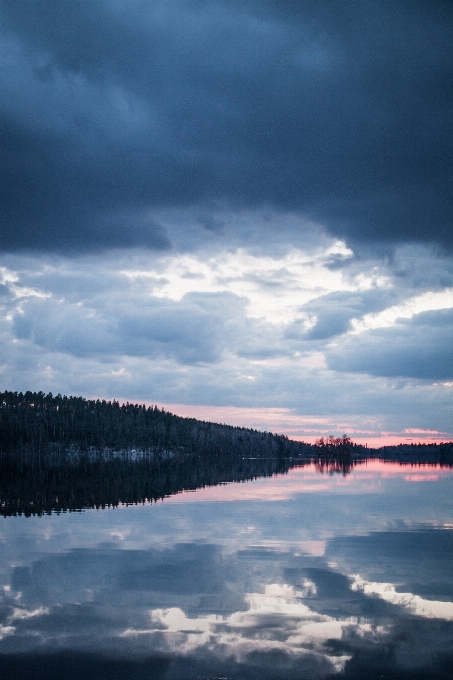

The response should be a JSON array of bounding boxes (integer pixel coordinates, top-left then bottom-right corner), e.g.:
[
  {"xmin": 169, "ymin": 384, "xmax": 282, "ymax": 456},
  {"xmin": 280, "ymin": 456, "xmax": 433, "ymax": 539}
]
[{"xmin": 1, "ymin": 459, "xmax": 453, "ymax": 679}]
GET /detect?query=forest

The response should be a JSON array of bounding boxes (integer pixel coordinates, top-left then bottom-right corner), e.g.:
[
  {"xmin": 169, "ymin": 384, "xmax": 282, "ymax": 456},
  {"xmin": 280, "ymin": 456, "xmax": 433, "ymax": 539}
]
[
  {"xmin": 0, "ymin": 390, "xmax": 312, "ymax": 461},
  {"xmin": 1, "ymin": 390, "xmax": 452, "ymax": 516}
]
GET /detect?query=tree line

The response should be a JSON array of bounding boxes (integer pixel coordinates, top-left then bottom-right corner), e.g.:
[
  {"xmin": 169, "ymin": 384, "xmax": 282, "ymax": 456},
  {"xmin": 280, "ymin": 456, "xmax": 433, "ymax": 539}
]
[
  {"xmin": 0, "ymin": 390, "xmax": 313, "ymax": 462},
  {"xmin": 2, "ymin": 391, "xmax": 453, "ymax": 463}
]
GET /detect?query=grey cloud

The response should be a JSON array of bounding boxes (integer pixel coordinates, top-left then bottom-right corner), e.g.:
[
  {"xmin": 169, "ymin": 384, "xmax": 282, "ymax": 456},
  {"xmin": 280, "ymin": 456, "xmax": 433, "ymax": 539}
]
[
  {"xmin": 11, "ymin": 289, "xmax": 283, "ymax": 364},
  {"xmin": 13, "ymin": 294, "xmax": 244, "ymax": 364},
  {"xmin": 286, "ymin": 288, "xmax": 397, "ymax": 341},
  {"xmin": 284, "ymin": 566, "xmax": 400, "ymax": 621},
  {"xmin": 1, "ymin": 1, "xmax": 453, "ymax": 253},
  {"xmin": 2, "ymin": 329, "xmax": 453, "ymax": 435},
  {"xmin": 327, "ymin": 308, "xmax": 453, "ymax": 380},
  {"xmin": 391, "ymin": 245, "xmax": 453, "ymax": 291}
]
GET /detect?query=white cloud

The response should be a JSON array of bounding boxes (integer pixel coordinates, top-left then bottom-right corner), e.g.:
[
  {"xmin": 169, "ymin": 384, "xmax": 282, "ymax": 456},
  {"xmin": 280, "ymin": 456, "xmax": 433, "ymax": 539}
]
[
  {"xmin": 121, "ymin": 583, "xmax": 355, "ymax": 672},
  {"xmin": 121, "ymin": 242, "xmax": 357, "ymax": 324},
  {"xmin": 351, "ymin": 575, "xmax": 453, "ymax": 621}
]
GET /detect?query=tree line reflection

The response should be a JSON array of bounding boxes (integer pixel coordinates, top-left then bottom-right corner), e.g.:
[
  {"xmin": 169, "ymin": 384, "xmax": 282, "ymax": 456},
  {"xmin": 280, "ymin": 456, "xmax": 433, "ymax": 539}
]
[
  {"xmin": 0, "ymin": 450, "xmax": 300, "ymax": 517},
  {"xmin": 2, "ymin": 447, "xmax": 453, "ymax": 517}
]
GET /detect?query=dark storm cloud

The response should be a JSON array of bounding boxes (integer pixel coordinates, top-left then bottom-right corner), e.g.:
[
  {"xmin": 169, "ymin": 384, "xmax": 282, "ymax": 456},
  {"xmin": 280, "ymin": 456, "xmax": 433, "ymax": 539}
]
[
  {"xmin": 1, "ymin": 0, "xmax": 453, "ymax": 253},
  {"xmin": 327, "ymin": 307, "xmax": 453, "ymax": 380}
]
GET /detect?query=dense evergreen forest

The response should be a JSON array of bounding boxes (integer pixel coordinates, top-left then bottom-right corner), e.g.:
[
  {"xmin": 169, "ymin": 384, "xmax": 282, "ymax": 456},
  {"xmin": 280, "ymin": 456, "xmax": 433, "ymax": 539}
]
[
  {"xmin": 0, "ymin": 390, "xmax": 312, "ymax": 461},
  {"xmin": 1, "ymin": 390, "xmax": 452, "ymax": 516}
]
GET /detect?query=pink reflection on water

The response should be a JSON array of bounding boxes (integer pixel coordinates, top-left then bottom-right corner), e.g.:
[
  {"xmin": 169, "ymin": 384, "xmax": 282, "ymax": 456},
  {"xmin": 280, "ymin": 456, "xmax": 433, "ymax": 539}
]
[{"xmin": 164, "ymin": 459, "xmax": 453, "ymax": 504}]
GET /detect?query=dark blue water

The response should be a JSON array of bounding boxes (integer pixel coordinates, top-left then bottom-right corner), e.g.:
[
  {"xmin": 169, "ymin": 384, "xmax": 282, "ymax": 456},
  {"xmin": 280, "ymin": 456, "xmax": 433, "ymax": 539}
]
[{"xmin": 1, "ymin": 460, "xmax": 452, "ymax": 679}]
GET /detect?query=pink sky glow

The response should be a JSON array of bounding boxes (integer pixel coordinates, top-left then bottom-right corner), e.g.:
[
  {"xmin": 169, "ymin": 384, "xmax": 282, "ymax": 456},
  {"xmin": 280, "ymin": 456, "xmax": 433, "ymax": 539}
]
[{"xmin": 135, "ymin": 403, "xmax": 453, "ymax": 447}]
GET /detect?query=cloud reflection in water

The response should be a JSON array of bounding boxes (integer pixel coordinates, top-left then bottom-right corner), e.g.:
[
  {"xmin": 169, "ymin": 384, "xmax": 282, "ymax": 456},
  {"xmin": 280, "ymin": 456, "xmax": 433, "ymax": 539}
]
[{"xmin": 0, "ymin": 461, "xmax": 452, "ymax": 679}]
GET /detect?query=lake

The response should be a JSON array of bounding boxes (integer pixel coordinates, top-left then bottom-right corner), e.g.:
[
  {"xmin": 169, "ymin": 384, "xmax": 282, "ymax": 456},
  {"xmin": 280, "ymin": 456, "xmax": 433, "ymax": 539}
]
[{"xmin": 1, "ymin": 458, "xmax": 452, "ymax": 679}]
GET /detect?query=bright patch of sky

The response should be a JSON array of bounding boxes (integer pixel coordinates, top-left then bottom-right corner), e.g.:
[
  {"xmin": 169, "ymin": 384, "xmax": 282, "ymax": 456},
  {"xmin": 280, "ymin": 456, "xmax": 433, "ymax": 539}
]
[
  {"xmin": 351, "ymin": 288, "xmax": 453, "ymax": 334},
  {"xmin": 121, "ymin": 241, "xmax": 361, "ymax": 324}
]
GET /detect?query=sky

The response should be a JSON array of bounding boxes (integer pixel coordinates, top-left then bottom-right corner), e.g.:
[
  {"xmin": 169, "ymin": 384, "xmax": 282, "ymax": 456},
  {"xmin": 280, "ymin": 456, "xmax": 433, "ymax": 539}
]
[{"xmin": 1, "ymin": 0, "xmax": 453, "ymax": 444}]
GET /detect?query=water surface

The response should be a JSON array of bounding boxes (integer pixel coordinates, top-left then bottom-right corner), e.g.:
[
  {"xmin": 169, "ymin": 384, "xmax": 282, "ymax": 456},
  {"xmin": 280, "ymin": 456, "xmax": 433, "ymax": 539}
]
[{"xmin": 1, "ymin": 459, "xmax": 452, "ymax": 679}]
